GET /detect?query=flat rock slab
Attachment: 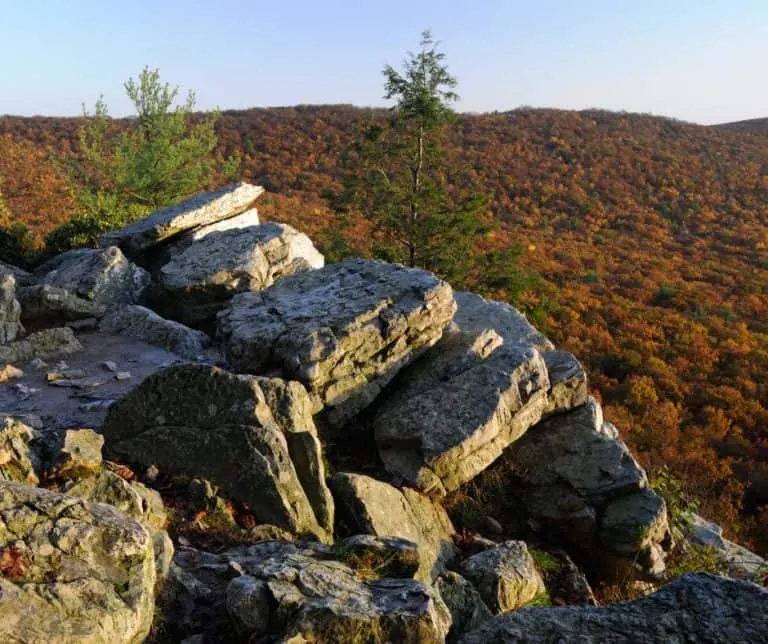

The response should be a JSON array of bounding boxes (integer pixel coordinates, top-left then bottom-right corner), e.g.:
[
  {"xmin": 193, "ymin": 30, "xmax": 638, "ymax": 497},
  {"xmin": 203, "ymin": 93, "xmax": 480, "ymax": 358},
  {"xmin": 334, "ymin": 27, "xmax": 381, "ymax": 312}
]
[
  {"xmin": 165, "ymin": 541, "xmax": 451, "ymax": 642},
  {"xmin": 0, "ymin": 332, "xmax": 186, "ymax": 431},
  {"xmin": 330, "ymin": 472, "xmax": 457, "ymax": 583},
  {"xmin": 458, "ymin": 573, "xmax": 768, "ymax": 644},
  {"xmin": 0, "ymin": 481, "xmax": 156, "ymax": 644},
  {"xmin": 150, "ymin": 222, "xmax": 323, "ymax": 327},
  {"xmin": 100, "ymin": 182, "xmax": 264, "ymax": 257},
  {"xmin": 102, "ymin": 364, "xmax": 333, "ymax": 541},
  {"xmin": 374, "ymin": 329, "xmax": 551, "ymax": 496},
  {"xmin": 218, "ymin": 259, "xmax": 456, "ymax": 425}
]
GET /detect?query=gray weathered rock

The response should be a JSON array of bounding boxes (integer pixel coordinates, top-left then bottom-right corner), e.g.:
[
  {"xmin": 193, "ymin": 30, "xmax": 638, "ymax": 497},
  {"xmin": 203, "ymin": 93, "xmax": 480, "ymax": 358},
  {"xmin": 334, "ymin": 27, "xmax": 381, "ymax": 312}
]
[
  {"xmin": 0, "ymin": 260, "xmax": 35, "ymax": 287},
  {"xmin": 0, "ymin": 272, "xmax": 22, "ymax": 344},
  {"xmin": 165, "ymin": 541, "xmax": 451, "ymax": 642},
  {"xmin": 100, "ymin": 182, "xmax": 264, "ymax": 256},
  {"xmin": 436, "ymin": 571, "xmax": 494, "ymax": 643},
  {"xmin": 64, "ymin": 469, "xmax": 173, "ymax": 587},
  {"xmin": 453, "ymin": 292, "xmax": 553, "ymax": 350},
  {"xmin": 541, "ymin": 350, "xmax": 588, "ymax": 416},
  {"xmin": 459, "ymin": 541, "xmax": 546, "ymax": 613},
  {"xmin": 49, "ymin": 428, "xmax": 104, "ymax": 481},
  {"xmin": 330, "ymin": 472, "xmax": 457, "ymax": 582},
  {"xmin": 0, "ymin": 481, "xmax": 156, "ymax": 643},
  {"xmin": 102, "ymin": 364, "xmax": 333, "ymax": 541},
  {"xmin": 374, "ymin": 328, "xmax": 551, "ymax": 496},
  {"xmin": 218, "ymin": 259, "xmax": 456, "ymax": 424},
  {"xmin": 150, "ymin": 222, "xmax": 323, "ymax": 326},
  {"xmin": 99, "ymin": 304, "xmax": 210, "ymax": 359},
  {"xmin": 459, "ymin": 573, "xmax": 768, "ymax": 644},
  {"xmin": 20, "ymin": 247, "xmax": 149, "ymax": 324},
  {"xmin": 687, "ymin": 513, "xmax": 767, "ymax": 580},
  {"xmin": 0, "ymin": 416, "xmax": 41, "ymax": 485},
  {"xmin": 504, "ymin": 397, "xmax": 670, "ymax": 575},
  {"xmin": 0, "ymin": 326, "xmax": 82, "ymax": 365}
]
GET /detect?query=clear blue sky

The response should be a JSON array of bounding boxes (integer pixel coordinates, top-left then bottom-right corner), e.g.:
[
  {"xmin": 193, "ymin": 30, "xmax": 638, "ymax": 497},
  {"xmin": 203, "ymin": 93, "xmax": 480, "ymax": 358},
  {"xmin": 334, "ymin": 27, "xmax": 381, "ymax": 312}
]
[{"xmin": 2, "ymin": 0, "xmax": 767, "ymax": 124}]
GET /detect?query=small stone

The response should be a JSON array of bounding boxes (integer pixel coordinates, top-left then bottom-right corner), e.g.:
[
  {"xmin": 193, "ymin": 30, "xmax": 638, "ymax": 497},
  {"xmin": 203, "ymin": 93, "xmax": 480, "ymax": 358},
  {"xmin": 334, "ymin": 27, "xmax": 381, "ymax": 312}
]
[
  {"xmin": 481, "ymin": 516, "xmax": 504, "ymax": 536},
  {"xmin": 115, "ymin": 371, "xmax": 132, "ymax": 381},
  {"xmin": 29, "ymin": 358, "xmax": 47, "ymax": 370},
  {"xmin": 38, "ymin": 543, "xmax": 55, "ymax": 557},
  {"xmin": 144, "ymin": 465, "xmax": 160, "ymax": 483},
  {"xmin": 13, "ymin": 384, "xmax": 39, "ymax": 400},
  {"xmin": 103, "ymin": 360, "xmax": 118, "ymax": 372},
  {"xmin": 0, "ymin": 364, "xmax": 24, "ymax": 382}
]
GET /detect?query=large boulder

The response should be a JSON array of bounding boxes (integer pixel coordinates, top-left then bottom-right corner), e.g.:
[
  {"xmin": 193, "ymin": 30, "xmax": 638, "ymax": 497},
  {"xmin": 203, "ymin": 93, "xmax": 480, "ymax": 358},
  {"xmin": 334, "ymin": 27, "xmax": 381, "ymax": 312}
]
[
  {"xmin": 149, "ymin": 222, "xmax": 323, "ymax": 327},
  {"xmin": 0, "ymin": 271, "xmax": 22, "ymax": 344},
  {"xmin": 0, "ymin": 481, "xmax": 156, "ymax": 643},
  {"xmin": 458, "ymin": 541, "xmax": 546, "ymax": 613},
  {"xmin": 218, "ymin": 259, "xmax": 456, "ymax": 425},
  {"xmin": 373, "ymin": 293, "xmax": 588, "ymax": 496},
  {"xmin": 100, "ymin": 182, "xmax": 264, "ymax": 257},
  {"xmin": 459, "ymin": 573, "xmax": 768, "ymax": 644},
  {"xmin": 504, "ymin": 397, "xmax": 670, "ymax": 576},
  {"xmin": 164, "ymin": 541, "xmax": 451, "ymax": 642},
  {"xmin": 20, "ymin": 247, "xmax": 149, "ymax": 325},
  {"xmin": 101, "ymin": 364, "xmax": 333, "ymax": 541},
  {"xmin": 330, "ymin": 472, "xmax": 457, "ymax": 582},
  {"xmin": 99, "ymin": 304, "xmax": 210, "ymax": 360}
]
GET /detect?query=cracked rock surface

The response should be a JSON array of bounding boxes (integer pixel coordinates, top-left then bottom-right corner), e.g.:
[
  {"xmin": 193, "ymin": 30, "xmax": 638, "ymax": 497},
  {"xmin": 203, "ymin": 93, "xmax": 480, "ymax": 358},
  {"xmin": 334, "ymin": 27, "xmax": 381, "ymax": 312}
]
[{"xmin": 0, "ymin": 481, "xmax": 156, "ymax": 644}]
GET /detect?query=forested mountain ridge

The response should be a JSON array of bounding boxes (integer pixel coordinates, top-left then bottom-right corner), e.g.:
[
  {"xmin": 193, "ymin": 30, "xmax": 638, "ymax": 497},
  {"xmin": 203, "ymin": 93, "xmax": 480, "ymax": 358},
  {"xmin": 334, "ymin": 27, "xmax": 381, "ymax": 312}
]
[{"xmin": 1, "ymin": 105, "xmax": 767, "ymax": 553}]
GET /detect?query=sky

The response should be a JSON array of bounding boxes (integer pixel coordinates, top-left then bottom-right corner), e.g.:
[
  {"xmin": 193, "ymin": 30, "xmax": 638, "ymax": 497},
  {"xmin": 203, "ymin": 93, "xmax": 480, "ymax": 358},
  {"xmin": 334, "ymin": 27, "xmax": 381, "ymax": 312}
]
[{"xmin": 2, "ymin": 0, "xmax": 768, "ymax": 124}]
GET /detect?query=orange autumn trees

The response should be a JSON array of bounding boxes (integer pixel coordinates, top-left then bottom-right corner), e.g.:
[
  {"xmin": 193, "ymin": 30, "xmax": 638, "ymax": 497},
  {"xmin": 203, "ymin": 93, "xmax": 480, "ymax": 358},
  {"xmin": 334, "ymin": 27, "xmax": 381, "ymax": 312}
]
[
  {"xmin": 0, "ymin": 133, "xmax": 75, "ymax": 247},
  {"xmin": 1, "ymin": 105, "xmax": 767, "ymax": 554}
]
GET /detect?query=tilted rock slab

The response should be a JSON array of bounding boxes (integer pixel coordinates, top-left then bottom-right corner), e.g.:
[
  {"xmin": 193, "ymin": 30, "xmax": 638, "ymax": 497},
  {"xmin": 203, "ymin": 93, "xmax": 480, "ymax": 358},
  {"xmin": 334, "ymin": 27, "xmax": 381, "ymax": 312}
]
[
  {"xmin": 330, "ymin": 472, "xmax": 457, "ymax": 583},
  {"xmin": 165, "ymin": 541, "xmax": 451, "ymax": 642},
  {"xmin": 374, "ymin": 293, "xmax": 587, "ymax": 496},
  {"xmin": 100, "ymin": 304, "xmax": 210, "ymax": 360},
  {"xmin": 100, "ymin": 182, "xmax": 265, "ymax": 257},
  {"xmin": 459, "ymin": 541, "xmax": 546, "ymax": 614},
  {"xmin": 0, "ymin": 271, "xmax": 22, "ymax": 344},
  {"xmin": 150, "ymin": 221, "xmax": 323, "ymax": 327},
  {"xmin": 102, "ymin": 364, "xmax": 333, "ymax": 541},
  {"xmin": 505, "ymin": 397, "xmax": 670, "ymax": 576},
  {"xmin": 437, "ymin": 571, "xmax": 494, "ymax": 644},
  {"xmin": 686, "ymin": 513, "xmax": 767, "ymax": 580},
  {"xmin": 218, "ymin": 259, "xmax": 456, "ymax": 425},
  {"xmin": 0, "ymin": 481, "xmax": 156, "ymax": 644},
  {"xmin": 20, "ymin": 246, "xmax": 149, "ymax": 324},
  {"xmin": 459, "ymin": 573, "xmax": 768, "ymax": 644}
]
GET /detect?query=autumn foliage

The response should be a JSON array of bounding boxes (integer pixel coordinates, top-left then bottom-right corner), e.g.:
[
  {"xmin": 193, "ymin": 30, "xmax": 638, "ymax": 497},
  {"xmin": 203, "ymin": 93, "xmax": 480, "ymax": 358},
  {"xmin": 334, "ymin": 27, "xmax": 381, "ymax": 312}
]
[{"xmin": 1, "ymin": 105, "xmax": 767, "ymax": 554}]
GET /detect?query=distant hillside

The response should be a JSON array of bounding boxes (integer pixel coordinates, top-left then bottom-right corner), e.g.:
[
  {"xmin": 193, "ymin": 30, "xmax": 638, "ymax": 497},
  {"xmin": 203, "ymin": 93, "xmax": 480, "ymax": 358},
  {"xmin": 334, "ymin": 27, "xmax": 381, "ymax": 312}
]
[
  {"xmin": 1, "ymin": 105, "xmax": 767, "ymax": 553},
  {"xmin": 714, "ymin": 116, "xmax": 768, "ymax": 133}
]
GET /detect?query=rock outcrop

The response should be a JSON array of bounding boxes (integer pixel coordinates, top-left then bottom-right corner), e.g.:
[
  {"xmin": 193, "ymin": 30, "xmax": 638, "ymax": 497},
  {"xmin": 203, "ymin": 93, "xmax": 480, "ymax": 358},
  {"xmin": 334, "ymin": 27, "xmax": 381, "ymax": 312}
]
[
  {"xmin": 164, "ymin": 541, "xmax": 451, "ymax": 642},
  {"xmin": 436, "ymin": 571, "xmax": 494, "ymax": 643},
  {"xmin": 504, "ymin": 398, "xmax": 670, "ymax": 575},
  {"xmin": 0, "ymin": 481, "xmax": 156, "ymax": 643},
  {"xmin": 218, "ymin": 259, "xmax": 456, "ymax": 424},
  {"xmin": 0, "ymin": 416, "xmax": 41, "ymax": 485},
  {"xmin": 149, "ymin": 221, "xmax": 323, "ymax": 327},
  {"xmin": 99, "ymin": 304, "xmax": 210, "ymax": 359},
  {"xmin": 0, "ymin": 271, "xmax": 22, "ymax": 344},
  {"xmin": 20, "ymin": 247, "xmax": 149, "ymax": 325},
  {"xmin": 100, "ymin": 182, "xmax": 264, "ymax": 256},
  {"xmin": 330, "ymin": 472, "xmax": 457, "ymax": 582},
  {"xmin": 373, "ymin": 292, "xmax": 588, "ymax": 496},
  {"xmin": 687, "ymin": 513, "xmax": 767, "ymax": 580},
  {"xmin": 459, "ymin": 573, "xmax": 768, "ymax": 643},
  {"xmin": 102, "ymin": 364, "xmax": 333, "ymax": 541}
]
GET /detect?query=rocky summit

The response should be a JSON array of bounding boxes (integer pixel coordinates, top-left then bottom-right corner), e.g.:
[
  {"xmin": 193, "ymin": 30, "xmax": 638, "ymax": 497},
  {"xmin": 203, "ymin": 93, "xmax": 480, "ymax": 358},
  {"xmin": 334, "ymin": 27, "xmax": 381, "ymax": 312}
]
[{"xmin": 0, "ymin": 183, "xmax": 765, "ymax": 643}]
